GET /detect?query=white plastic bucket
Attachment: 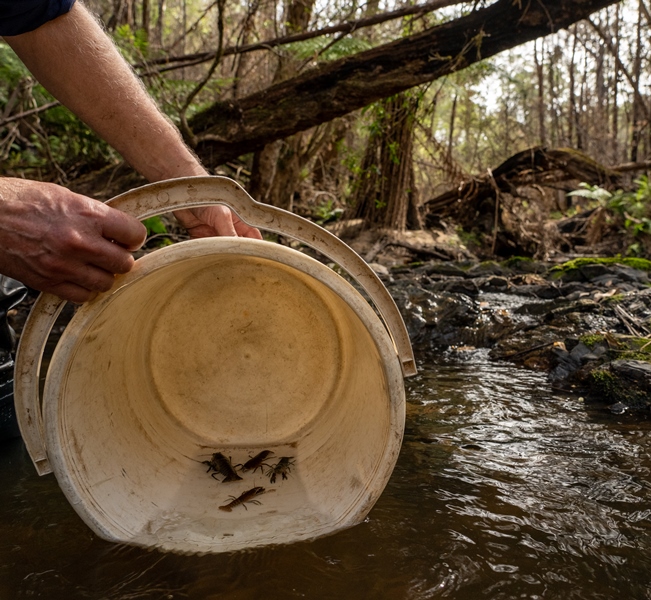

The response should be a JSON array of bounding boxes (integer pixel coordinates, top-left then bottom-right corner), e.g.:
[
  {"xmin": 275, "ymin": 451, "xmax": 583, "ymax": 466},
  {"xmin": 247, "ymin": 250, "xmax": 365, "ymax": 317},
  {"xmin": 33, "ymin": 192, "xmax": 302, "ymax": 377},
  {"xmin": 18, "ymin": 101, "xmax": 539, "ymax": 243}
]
[{"xmin": 14, "ymin": 176, "xmax": 416, "ymax": 554}]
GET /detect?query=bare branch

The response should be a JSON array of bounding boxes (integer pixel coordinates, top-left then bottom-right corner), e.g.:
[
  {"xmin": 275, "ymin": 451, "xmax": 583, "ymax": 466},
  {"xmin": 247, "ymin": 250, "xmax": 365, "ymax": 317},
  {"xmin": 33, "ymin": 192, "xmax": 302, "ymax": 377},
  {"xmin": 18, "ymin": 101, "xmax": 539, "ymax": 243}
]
[
  {"xmin": 136, "ymin": 0, "xmax": 468, "ymax": 74},
  {"xmin": 0, "ymin": 100, "xmax": 60, "ymax": 128},
  {"xmin": 179, "ymin": 0, "xmax": 227, "ymax": 147},
  {"xmin": 611, "ymin": 159, "xmax": 651, "ymax": 173},
  {"xmin": 186, "ymin": 0, "xmax": 621, "ymax": 168},
  {"xmin": 586, "ymin": 16, "xmax": 650, "ymax": 120}
]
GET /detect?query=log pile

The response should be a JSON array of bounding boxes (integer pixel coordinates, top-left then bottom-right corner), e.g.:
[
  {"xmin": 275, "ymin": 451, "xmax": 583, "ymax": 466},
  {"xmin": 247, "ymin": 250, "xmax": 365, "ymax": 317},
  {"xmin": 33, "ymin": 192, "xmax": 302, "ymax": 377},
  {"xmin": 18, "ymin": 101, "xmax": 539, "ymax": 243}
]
[{"xmin": 422, "ymin": 146, "xmax": 624, "ymax": 258}]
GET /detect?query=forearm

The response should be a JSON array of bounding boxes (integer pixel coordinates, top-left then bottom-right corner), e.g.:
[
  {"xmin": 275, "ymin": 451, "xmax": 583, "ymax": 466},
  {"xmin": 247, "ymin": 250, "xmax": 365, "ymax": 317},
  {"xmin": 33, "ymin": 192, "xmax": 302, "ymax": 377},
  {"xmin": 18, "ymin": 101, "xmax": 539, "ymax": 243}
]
[
  {"xmin": 4, "ymin": 2, "xmax": 206, "ymax": 182},
  {"xmin": 4, "ymin": 3, "xmax": 262, "ymax": 241}
]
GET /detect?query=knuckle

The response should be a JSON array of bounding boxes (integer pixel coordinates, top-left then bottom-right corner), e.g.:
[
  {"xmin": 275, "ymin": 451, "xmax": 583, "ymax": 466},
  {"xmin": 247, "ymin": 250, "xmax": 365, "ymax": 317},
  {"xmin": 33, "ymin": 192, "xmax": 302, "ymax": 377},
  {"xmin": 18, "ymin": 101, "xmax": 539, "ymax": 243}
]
[
  {"xmin": 111, "ymin": 253, "xmax": 135, "ymax": 275},
  {"xmin": 95, "ymin": 277, "xmax": 115, "ymax": 293},
  {"xmin": 56, "ymin": 228, "xmax": 86, "ymax": 253}
]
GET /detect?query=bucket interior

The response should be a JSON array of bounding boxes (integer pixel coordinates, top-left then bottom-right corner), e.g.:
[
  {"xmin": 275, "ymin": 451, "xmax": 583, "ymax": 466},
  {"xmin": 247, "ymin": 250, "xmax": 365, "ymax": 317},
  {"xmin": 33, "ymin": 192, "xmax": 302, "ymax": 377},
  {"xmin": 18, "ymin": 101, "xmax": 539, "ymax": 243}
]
[{"xmin": 44, "ymin": 239, "xmax": 404, "ymax": 554}]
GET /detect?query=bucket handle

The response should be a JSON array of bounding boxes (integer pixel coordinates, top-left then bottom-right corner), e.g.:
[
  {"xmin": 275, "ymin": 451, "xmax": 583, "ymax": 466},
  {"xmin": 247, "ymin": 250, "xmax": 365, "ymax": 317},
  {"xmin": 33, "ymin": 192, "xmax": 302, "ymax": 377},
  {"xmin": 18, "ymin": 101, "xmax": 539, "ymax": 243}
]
[{"xmin": 15, "ymin": 176, "xmax": 415, "ymax": 475}]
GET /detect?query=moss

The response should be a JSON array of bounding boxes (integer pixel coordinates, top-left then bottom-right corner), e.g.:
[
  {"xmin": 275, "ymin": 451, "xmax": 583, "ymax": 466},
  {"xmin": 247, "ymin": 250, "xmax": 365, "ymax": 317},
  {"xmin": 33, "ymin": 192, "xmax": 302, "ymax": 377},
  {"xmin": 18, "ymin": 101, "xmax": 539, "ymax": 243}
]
[
  {"xmin": 591, "ymin": 368, "xmax": 617, "ymax": 385},
  {"xmin": 550, "ymin": 256, "xmax": 651, "ymax": 277},
  {"xmin": 605, "ymin": 294, "xmax": 625, "ymax": 304},
  {"xmin": 589, "ymin": 363, "xmax": 651, "ymax": 406},
  {"xmin": 456, "ymin": 227, "xmax": 481, "ymax": 248},
  {"xmin": 579, "ymin": 333, "xmax": 606, "ymax": 348},
  {"xmin": 479, "ymin": 260, "xmax": 499, "ymax": 268},
  {"xmin": 501, "ymin": 256, "xmax": 533, "ymax": 268},
  {"xmin": 613, "ymin": 351, "xmax": 651, "ymax": 361},
  {"xmin": 629, "ymin": 337, "xmax": 651, "ymax": 350},
  {"xmin": 620, "ymin": 257, "xmax": 651, "ymax": 271},
  {"xmin": 589, "ymin": 368, "xmax": 622, "ymax": 401}
]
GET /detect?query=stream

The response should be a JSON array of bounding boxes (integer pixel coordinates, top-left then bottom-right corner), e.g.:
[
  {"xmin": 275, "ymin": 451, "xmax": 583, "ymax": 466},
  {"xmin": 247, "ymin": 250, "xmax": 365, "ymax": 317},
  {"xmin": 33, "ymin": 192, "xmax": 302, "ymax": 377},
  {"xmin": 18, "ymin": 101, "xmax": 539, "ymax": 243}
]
[{"xmin": 2, "ymin": 348, "xmax": 651, "ymax": 599}]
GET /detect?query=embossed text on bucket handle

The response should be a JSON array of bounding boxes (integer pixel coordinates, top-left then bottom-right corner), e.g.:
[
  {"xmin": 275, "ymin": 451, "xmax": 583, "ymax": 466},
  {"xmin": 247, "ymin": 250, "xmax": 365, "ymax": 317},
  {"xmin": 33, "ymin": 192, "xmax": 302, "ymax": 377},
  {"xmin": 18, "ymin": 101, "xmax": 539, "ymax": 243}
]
[{"xmin": 15, "ymin": 176, "xmax": 415, "ymax": 475}]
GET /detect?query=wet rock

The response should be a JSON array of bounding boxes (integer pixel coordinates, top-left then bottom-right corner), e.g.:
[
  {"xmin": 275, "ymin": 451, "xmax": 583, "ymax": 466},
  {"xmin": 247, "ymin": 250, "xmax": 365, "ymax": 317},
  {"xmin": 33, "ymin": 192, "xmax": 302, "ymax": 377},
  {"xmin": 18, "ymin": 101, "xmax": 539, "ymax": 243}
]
[
  {"xmin": 386, "ymin": 258, "xmax": 651, "ymax": 416},
  {"xmin": 477, "ymin": 276, "xmax": 510, "ymax": 292},
  {"xmin": 586, "ymin": 360, "xmax": 651, "ymax": 410},
  {"xmin": 465, "ymin": 261, "xmax": 509, "ymax": 277},
  {"xmin": 573, "ymin": 263, "xmax": 613, "ymax": 280},
  {"xmin": 570, "ymin": 342, "xmax": 593, "ymax": 362},
  {"xmin": 558, "ymin": 281, "xmax": 594, "ymax": 298},
  {"xmin": 422, "ymin": 263, "xmax": 468, "ymax": 278},
  {"xmin": 611, "ymin": 359, "xmax": 651, "ymax": 386},
  {"xmin": 511, "ymin": 283, "xmax": 562, "ymax": 299},
  {"xmin": 581, "ymin": 352, "xmax": 601, "ymax": 363},
  {"xmin": 425, "ymin": 278, "xmax": 479, "ymax": 297},
  {"xmin": 549, "ymin": 346, "xmax": 583, "ymax": 382},
  {"xmin": 608, "ymin": 401, "xmax": 628, "ymax": 415},
  {"xmin": 544, "ymin": 298, "xmax": 601, "ymax": 322},
  {"xmin": 609, "ymin": 265, "xmax": 651, "ymax": 284}
]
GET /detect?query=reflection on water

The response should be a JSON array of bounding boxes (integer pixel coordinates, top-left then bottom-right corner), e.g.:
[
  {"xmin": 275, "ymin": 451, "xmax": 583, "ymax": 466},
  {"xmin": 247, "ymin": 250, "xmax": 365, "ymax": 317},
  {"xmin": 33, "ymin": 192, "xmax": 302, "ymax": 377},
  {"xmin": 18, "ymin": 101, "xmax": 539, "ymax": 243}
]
[{"xmin": 3, "ymin": 349, "xmax": 651, "ymax": 599}]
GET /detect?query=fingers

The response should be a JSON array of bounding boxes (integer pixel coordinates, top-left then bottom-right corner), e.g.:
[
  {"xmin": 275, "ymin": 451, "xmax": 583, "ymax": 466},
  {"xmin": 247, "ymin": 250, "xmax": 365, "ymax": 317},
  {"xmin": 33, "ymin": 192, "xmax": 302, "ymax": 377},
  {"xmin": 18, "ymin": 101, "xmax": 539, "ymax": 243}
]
[
  {"xmin": 100, "ymin": 207, "xmax": 147, "ymax": 251},
  {"xmin": 47, "ymin": 282, "xmax": 97, "ymax": 304},
  {"xmin": 233, "ymin": 216, "xmax": 263, "ymax": 240},
  {"xmin": 0, "ymin": 178, "xmax": 145, "ymax": 303},
  {"xmin": 210, "ymin": 205, "xmax": 238, "ymax": 237},
  {"xmin": 173, "ymin": 206, "xmax": 262, "ymax": 240}
]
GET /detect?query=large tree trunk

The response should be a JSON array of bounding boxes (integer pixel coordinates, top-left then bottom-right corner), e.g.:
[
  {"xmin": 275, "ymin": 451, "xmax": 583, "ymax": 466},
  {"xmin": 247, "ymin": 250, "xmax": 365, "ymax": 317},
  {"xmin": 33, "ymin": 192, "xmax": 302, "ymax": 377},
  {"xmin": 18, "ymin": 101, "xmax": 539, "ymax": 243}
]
[
  {"xmin": 189, "ymin": 0, "xmax": 620, "ymax": 168},
  {"xmin": 248, "ymin": 0, "xmax": 316, "ymax": 209},
  {"xmin": 352, "ymin": 92, "xmax": 419, "ymax": 230}
]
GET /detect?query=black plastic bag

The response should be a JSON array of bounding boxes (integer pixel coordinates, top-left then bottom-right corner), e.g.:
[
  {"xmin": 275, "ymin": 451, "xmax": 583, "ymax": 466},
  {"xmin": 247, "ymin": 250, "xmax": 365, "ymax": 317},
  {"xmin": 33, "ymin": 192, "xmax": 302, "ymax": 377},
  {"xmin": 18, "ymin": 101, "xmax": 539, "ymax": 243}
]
[{"xmin": 0, "ymin": 277, "xmax": 28, "ymax": 441}]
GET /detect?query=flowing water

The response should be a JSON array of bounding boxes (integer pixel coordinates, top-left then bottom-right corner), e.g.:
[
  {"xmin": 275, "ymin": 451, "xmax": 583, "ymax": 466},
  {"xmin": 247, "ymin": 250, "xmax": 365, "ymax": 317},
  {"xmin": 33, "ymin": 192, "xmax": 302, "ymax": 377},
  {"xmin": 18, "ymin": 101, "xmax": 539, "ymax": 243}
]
[{"xmin": 2, "ymin": 349, "xmax": 651, "ymax": 599}]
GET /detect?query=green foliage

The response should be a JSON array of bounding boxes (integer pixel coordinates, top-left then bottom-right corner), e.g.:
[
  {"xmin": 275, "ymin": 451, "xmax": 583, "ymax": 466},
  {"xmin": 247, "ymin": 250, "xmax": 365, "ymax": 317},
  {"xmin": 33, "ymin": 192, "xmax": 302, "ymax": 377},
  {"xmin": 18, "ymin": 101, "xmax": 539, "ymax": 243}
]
[
  {"xmin": 286, "ymin": 36, "xmax": 371, "ymax": 62},
  {"xmin": 143, "ymin": 216, "xmax": 168, "ymax": 236},
  {"xmin": 143, "ymin": 217, "xmax": 173, "ymax": 247},
  {"xmin": 314, "ymin": 199, "xmax": 343, "ymax": 224},
  {"xmin": 0, "ymin": 42, "xmax": 115, "ymax": 178},
  {"xmin": 568, "ymin": 178, "xmax": 651, "ymax": 254},
  {"xmin": 605, "ymin": 294, "xmax": 625, "ymax": 304},
  {"xmin": 152, "ymin": 76, "xmax": 233, "ymax": 125},
  {"xmin": 567, "ymin": 182, "xmax": 613, "ymax": 204},
  {"xmin": 0, "ymin": 43, "xmax": 30, "ymax": 91},
  {"xmin": 456, "ymin": 226, "xmax": 481, "ymax": 248},
  {"xmin": 114, "ymin": 24, "xmax": 149, "ymax": 61}
]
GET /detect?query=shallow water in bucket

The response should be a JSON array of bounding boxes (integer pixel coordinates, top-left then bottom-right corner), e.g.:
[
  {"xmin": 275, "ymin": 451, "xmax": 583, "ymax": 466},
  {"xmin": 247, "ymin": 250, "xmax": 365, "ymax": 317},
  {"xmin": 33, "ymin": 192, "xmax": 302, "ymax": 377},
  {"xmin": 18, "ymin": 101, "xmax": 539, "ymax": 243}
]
[{"xmin": 3, "ymin": 348, "xmax": 651, "ymax": 599}]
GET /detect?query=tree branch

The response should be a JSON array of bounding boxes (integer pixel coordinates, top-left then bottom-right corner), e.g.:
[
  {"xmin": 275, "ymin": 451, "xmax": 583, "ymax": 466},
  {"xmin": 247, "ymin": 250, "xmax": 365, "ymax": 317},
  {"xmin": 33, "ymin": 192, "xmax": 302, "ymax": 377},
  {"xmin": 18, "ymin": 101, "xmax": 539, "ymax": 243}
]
[
  {"xmin": 135, "ymin": 0, "xmax": 467, "ymax": 73},
  {"xmin": 188, "ymin": 0, "xmax": 621, "ymax": 167},
  {"xmin": 0, "ymin": 100, "xmax": 60, "ymax": 128}
]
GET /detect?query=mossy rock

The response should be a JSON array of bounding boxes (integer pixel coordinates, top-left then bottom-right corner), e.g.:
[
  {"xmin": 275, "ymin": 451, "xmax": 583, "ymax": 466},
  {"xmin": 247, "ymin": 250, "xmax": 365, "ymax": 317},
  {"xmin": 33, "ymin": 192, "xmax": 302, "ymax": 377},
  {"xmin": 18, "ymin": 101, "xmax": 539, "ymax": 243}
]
[
  {"xmin": 588, "ymin": 360, "xmax": 651, "ymax": 409},
  {"xmin": 550, "ymin": 256, "xmax": 651, "ymax": 279}
]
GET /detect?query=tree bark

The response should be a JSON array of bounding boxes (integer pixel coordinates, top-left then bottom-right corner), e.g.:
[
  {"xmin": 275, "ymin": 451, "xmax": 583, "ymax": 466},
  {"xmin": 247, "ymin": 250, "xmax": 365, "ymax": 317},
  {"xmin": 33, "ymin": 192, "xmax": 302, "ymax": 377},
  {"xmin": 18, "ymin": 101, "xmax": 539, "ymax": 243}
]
[
  {"xmin": 248, "ymin": 0, "xmax": 316, "ymax": 209},
  {"xmin": 568, "ymin": 28, "xmax": 577, "ymax": 147},
  {"xmin": 534, "ymin": 38, "xmax": 546, "ymax": 146},
  {"xmin": 630, "ymin": 0, "xmax": 644, "ymax": 162},
  {"xmin": 352, "ymin": 92, "xmax": 419, "ymax": 230},
  {"xmin": 189, "ymin": 0, "xmax": 621, "ymax": 168},
  {"xmin": 611, "ymin": 3, "xmax": 620, "ymax": 163}
]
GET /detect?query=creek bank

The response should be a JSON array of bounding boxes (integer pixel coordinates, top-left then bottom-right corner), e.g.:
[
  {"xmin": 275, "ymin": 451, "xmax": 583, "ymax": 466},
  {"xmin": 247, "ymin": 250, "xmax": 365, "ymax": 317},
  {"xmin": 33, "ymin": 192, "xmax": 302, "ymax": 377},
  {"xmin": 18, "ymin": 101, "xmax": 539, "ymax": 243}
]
[{"xmin": 377, "ymin": 258, "xmax": 651, "ymax": 415}]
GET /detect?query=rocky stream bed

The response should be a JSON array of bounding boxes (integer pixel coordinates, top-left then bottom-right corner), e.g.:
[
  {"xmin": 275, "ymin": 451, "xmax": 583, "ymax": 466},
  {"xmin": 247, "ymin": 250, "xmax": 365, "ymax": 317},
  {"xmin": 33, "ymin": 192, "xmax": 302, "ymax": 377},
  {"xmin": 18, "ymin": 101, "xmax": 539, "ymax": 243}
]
[{"xmin": 373, "ymin": 257, "xmax": 651, "ymax": 416}]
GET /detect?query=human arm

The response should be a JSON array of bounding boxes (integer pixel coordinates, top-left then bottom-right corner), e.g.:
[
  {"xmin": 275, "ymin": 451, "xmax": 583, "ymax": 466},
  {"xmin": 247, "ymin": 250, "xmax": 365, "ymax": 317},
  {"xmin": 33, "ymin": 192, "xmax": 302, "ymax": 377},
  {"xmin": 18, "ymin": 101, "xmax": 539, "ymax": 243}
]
[{"xmin": 3, "ymin": 1, "xmax": 261, "ymax": 240}]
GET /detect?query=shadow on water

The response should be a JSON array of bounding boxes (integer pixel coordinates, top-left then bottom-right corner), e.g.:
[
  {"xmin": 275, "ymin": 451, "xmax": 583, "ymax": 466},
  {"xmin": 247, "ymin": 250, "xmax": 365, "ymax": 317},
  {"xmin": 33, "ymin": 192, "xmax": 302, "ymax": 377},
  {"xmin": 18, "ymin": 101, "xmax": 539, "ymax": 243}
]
[{"xmin": 3, "ymin": 348, "xmax": 651, "ymax": 599}]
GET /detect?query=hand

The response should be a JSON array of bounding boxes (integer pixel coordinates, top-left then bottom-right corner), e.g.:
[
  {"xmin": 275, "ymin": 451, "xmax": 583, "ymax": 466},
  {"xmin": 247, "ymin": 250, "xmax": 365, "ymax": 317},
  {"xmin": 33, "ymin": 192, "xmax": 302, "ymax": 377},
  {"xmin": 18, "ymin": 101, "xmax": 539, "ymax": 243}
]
[
  {"xmin": 173, "ymin": 205, "xmax": 263, "ymax": 239},
  {"xmin": 0, "ymin": 178, "xmax": 146, "ymax": 303}
]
